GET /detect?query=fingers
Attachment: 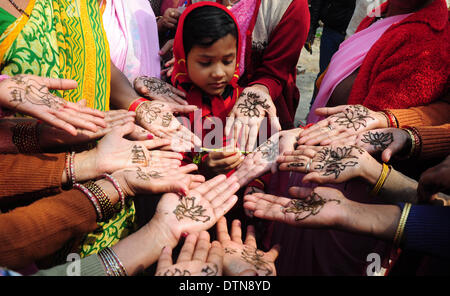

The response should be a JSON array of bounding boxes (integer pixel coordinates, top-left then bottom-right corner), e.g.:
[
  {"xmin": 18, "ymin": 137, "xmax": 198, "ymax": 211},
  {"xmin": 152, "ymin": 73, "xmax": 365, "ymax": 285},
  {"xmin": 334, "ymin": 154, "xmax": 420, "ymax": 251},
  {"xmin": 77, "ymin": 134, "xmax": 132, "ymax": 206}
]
[
  {"xmin": 43, "ymin": 77, "xmax": 78, "ymax": 91},
  {"xmin": 65, "ymin": 101, "xmax": 106, "ymax": 119},
  {"xmin": 288, "ymin": 186, "xmax": 314, "ymax": 199},
  {"xmin": 266, "ymin": 244, "xmax": 280, "ymax": 261},
  {"xmin": 213, "ymin": 195, "xmax": 238, "ymax": 219},
  {"xmin": 159, "ymin": 40, "xmax": 174, "ymax": 56},
  {"xmin": 244, "ymin": 225, "xmax": 257, "ymax": 248},
  {"xmin": 156, "ymin": 246, "xmax": 173, "ymax": 272},
  {"xmin": 314, "ymin": 105, "xmax": 348, "ymax": 117},
  {"xmin": 175, "ymin": 164, "xmax": 199, "ymax": 175},
  {"xmin": 230, "ymin": 219, "xmax": 243, "ymax": 244},
  {"xmin": 206, "ymin": 176, "xmax": 240, "ymax": 205},
  {"xmin": 246, "ymin": 124, "xmax": 259, "ymax": 153},
  {"xmin": 206, "ymin": 241, "xmax": 223, "ymax": 272},
  {"xmin": 177, "ymin": 233, "xmax": 198, "ymax": 263},
  {"xmin": 224, "ymin": 114, "xmax": 235, "ymax": 137},
  {"xmin": 170, "ymin": 104, "xmax": 197, "ymax": 114},
  {"xmin": 216, "ymin": 217, "xmax": 231, "ymax": 242},
  {"xmin": 149, "ymin": 150, "xmax": 184, "ymax": 160},
  {"xmin": 193, "ymin": 174, "xmax": 227, "ymax": 195},
  {"xmin": 192, "ymin": 231, "xmax": 211, "ymax": 262},
  {"xmin": 142, "ymin": 138, "xmax": 172, "ymax": 150}
]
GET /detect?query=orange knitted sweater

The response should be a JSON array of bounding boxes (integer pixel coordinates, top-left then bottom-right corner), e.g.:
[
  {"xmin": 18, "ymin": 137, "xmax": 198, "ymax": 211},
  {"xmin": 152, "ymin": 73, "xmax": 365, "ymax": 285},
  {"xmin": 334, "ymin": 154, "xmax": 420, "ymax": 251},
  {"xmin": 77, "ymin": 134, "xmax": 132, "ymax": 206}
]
[
  {"xmin": 388, "ymin": 97, "xmax": 450, "ymax": 160},
  {"xmin": 0, "ymin": 153, "xmax": 97, "ymax": 270}
]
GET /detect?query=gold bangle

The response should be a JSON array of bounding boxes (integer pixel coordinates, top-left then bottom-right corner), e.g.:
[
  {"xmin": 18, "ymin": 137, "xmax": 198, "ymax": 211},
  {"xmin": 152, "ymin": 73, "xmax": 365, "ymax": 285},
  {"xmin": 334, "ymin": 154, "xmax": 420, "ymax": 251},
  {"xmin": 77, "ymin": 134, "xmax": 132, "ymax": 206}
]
[
  {"xmin": 403, "ymin": 129, "xmax": 416, "ymax": 159},
  {"xmin": 371, "ymin": 163, "xmax": 390, "ymax": 196},
  {"xmin": 393, "ymin": 203, "xmax": 412, "ymax": 247}
]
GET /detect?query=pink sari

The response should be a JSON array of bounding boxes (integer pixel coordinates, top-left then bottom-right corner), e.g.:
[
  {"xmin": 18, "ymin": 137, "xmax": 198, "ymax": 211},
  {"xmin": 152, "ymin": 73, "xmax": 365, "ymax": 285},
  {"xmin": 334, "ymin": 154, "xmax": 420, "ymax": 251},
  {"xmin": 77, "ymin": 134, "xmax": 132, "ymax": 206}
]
[
  {"xmin": 308, "ymin": 13, "xmax": 412, "ymax": 123},
  {"xmin": 102, "ymin": 0, "xmax": 161, "ymax": 82},
  {"xmin": 268, "ymin": 13, "xmax": 412, "ymax": 275}
]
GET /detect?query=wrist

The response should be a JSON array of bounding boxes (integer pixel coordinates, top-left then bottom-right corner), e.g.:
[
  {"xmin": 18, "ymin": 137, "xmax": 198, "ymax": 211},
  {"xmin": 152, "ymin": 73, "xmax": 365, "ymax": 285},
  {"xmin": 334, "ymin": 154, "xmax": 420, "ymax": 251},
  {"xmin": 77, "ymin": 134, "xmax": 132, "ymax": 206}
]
[
  {"xmin": 362, "ymin": 158, "xmax": 383, "ymax": 185},
  {"xmin": 95, "ymin": 178, "xmax": 120, "ymax": 206},
  {"xmin": 250, "ymin": 84, "xmax": 270, "ymax": 97},
  {"xmin": 75, "ymin": 149, "xmax": 100, "ymax": 182},
  {"xmin": 145, "ymin": 218, "xmax": 179, "ymax": 249},
  {"xmin": 375, "ymin": 112, "xmax": 390, "ymax": 128}
]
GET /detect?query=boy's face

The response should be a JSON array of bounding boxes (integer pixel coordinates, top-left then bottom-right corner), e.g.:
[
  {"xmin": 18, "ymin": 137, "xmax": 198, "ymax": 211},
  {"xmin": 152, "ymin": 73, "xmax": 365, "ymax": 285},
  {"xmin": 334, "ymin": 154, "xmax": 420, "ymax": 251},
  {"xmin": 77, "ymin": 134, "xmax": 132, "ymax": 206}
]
[{"xmin": 186, "ymin": 34, "xmax": 237, "ymax": 96}]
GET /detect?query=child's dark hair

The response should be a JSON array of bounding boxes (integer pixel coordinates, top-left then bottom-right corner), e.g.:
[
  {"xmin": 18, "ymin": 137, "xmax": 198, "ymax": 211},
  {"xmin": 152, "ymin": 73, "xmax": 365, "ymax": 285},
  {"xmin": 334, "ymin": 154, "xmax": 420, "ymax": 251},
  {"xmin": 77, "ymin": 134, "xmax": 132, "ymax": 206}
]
[{"xmin": 183, "ymin": 6, "xmax": 238, "ymax": 56}]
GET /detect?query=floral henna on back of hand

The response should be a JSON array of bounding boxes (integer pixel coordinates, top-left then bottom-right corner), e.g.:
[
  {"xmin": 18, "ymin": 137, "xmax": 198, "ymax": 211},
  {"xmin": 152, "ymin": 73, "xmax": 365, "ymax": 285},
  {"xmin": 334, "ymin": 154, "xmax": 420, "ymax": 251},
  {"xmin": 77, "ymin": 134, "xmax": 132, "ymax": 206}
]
[
  {"xmin": 136, "ymin": 102, "xmax": 164, "ymax": 125},
  {"xmin": 361, "ymin": 131, "xmax": 394, "ymax": 151},
  {"xmin": 282, "ymin": 192, "xmax": 340, "ymax": 221},
  {"xmin": 331, "ymin": 105, "xmax": 374, "ymax": 131}
]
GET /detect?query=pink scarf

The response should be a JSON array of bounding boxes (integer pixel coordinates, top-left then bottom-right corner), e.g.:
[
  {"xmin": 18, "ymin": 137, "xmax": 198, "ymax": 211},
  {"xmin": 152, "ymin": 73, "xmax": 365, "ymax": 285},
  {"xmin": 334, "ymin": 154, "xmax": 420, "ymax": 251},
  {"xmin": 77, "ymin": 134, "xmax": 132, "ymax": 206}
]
[
  {"xmin": 307, "ymin": 13, "xmax": 412, "ymax": 124},
  {"xmin": 230, "ymin": 0, "xmax": 257, "ymax": 76},
  {"xmin": 102, "ymin": 0, "xmax": 161, "ymax": 82}
]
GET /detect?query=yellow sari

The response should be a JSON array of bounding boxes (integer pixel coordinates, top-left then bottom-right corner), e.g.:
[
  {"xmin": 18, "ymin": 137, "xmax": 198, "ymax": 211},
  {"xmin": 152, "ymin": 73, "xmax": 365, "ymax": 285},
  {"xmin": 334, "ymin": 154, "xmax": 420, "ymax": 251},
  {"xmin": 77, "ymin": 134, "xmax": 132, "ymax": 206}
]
[
  {"xmin": 0, "ymin": 0, "xmax": 136, "ymax": 260},
  {"xmin": 0, "ymin": 0, "xmax": 110, "ymax": 110}
]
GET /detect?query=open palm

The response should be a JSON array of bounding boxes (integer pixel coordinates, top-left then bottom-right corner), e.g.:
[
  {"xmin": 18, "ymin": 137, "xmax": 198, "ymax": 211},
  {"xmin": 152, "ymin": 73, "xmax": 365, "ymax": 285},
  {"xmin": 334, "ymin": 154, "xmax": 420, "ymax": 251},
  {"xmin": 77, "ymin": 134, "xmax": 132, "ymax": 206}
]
[{"xmin": 153, "ymin": 175, "xmax": 240, "ymax": 242}]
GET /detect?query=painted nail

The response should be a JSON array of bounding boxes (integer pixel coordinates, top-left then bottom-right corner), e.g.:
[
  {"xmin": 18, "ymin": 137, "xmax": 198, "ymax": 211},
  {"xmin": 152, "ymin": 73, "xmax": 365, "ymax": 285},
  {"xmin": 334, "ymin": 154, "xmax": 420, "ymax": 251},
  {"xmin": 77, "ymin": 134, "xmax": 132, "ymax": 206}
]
[
  {"xmin": 181, "ymin": 232, "xmax": 189, "ymax": 238},
  {"xmin": 147, "ymin": 134, "xmax": 154, "ymax": 140}
]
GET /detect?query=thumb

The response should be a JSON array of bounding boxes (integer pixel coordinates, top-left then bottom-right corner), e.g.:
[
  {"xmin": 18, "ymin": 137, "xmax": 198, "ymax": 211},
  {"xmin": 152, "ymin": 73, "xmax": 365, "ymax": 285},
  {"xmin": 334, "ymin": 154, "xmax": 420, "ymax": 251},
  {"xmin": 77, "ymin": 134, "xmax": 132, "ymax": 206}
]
[
  {"xmin": 269, "ymin": 116, "xmax": 282, "ymax": 133},
  {"xmin": 381, "ymin": 141, "xmax": 403, "ymax": 163},
  {"xmin": 171, "ymin": 104, "xmax": 198, "ymax": 114},
  {"xmin": 116, "ymin": 121, "xmax": 136, "ymax": 138}
]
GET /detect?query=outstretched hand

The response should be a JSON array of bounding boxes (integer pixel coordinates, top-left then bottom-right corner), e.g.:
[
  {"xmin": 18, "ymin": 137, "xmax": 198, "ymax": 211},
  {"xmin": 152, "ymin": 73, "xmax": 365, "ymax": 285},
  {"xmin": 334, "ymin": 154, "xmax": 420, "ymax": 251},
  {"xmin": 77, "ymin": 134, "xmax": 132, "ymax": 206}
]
[
  {"xmin": 216, "ymin": 217, "xmax": 278, "ymax": 276},
  {"xmin": 244, "ymin": 186, "xmax": 346, "ymax": 228},
  {"xmin": 152, "ymin": 174, "xmax": 240, "ymax": 244},
  {"xmin": 225, "ymin": 85, "xmax": 281, "ymax": 152},
  {"xmin": 156, "ymin": 231, "xmax": 223, "ymax": 276},
  {"xmin": 0, "ymin": 74, "xmax": 106, "ymax": 136},
  {"xmin": 299, "ymin": 105, "xmax": 388, "ymax": 146},
  {"xmin": 134, "ymin": 100, "xmax": 201, "ymax": 151},
  {"xmin": 134, "ymin": 76, "xmax": 187, "ymax": 105}
]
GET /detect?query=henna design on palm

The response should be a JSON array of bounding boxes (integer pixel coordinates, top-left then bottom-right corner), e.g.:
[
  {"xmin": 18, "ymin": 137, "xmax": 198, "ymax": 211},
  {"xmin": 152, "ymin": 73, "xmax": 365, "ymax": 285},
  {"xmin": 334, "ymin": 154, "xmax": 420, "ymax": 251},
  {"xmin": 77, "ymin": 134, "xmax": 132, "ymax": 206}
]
[
  {"xmin": 237, "ymin": 92, "xmax": 270, "ymax": 118},
  {"xmin": 173, "ymin": 196, "xmax": 211, "ymax": 223},
  {"xmin": 282, "ymin": 192, "xmax": 340, "ymax": 221},
  {"xmin": 240, "ymin": 246, "xmax": 273, "ymax": 276}
]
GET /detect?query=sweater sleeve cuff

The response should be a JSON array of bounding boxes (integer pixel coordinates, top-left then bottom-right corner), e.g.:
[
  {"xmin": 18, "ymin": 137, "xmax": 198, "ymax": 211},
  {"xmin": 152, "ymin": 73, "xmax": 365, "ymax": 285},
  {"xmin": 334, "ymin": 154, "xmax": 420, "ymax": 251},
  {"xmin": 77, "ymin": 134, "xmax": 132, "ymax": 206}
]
[
  {"xmin": 415, "ymin": 126, "xmax": 450, "ymax": 160},
  {"xmin": 249, "ymin": 77, "xmax": 282, "ymax": 101},
  {"xmin": 388, "ymin": 109, "xmax": 425, "ymax": 128}
]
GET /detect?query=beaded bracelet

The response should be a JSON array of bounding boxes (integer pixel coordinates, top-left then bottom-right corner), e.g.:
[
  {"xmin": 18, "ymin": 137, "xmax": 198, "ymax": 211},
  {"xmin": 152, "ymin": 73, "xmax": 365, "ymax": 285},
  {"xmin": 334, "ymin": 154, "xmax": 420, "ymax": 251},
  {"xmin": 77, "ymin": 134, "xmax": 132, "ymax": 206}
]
[
  {"xmin": 393, "ymin": 203, "xmax": 412, "ymax": 247},
  {"xmin": 73, "ymin": 183, "xmax": 103, "ymax": 221},
  {"xmin": 98, "ymin": 247, "xmax": 128, "ymax": 276},
  {"xmin": 65, "ymin": 151, "xmax": 76, "ymax": 187},
  {"xmin": 371, "ymin": 163, "xmax": 392, "ymax": 196},
  {"xmin": 84, "ymin": 181, "xmax": 115, "ymax": 221},
  {"xmin": 101, "ymin": 173, "xmax": 125, "ymax": 211},
  {"xmin": 12, "ymin": 122, "xmax": 42, "ymax": 153}
]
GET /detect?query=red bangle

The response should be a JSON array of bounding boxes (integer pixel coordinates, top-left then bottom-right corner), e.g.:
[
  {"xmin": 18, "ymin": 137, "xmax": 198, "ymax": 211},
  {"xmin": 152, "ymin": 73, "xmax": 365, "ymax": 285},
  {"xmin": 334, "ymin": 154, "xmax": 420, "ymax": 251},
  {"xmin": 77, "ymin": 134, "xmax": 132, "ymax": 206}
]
[
  {"xmin": 382, "ymin": 110, "xmax": 398, "ymax": 128},
  {"xmin": 128, "ymin": 98, "xmax": 149, "ymax": 112}
]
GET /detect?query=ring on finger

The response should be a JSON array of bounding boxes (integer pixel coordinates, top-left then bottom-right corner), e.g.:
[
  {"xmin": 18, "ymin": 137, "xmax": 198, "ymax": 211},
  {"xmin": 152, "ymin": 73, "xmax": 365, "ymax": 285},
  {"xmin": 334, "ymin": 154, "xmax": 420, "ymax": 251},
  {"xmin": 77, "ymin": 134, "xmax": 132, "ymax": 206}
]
[{"xmin": 305, "ymin": 159, "xmax": 312, "ymax": 174}]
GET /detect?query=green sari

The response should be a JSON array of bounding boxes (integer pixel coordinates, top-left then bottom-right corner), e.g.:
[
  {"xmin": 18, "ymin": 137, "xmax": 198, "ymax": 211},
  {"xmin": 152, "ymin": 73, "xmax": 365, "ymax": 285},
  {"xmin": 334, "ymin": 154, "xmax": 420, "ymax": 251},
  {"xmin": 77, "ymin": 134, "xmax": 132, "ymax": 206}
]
[{"xmin": 0, "ymin": 0, "xmax": 136, "ymax": 259}]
